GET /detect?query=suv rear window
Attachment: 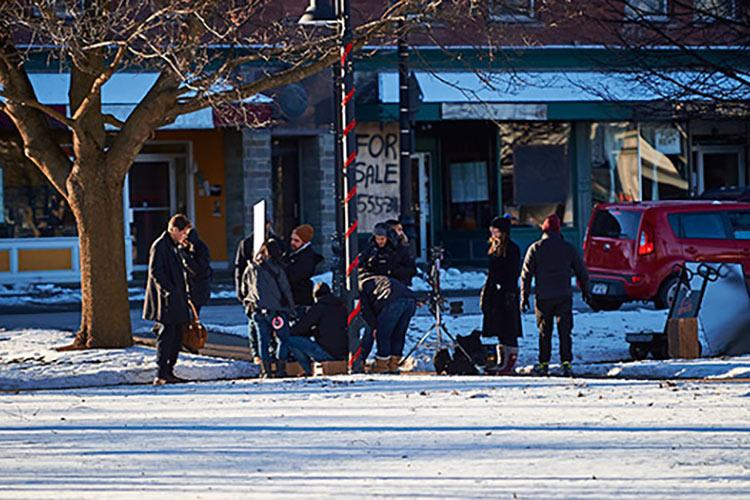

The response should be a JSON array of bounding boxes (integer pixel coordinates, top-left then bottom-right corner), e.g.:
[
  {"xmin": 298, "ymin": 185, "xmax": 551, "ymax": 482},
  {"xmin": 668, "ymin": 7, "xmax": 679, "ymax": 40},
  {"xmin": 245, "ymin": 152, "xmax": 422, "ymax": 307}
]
[
  {"xmin": 591, "ymin": 209, "xmax": 641, "ymax": 239},
  {"xmin": 728, "ymin": 211, "xmax": 750, "ymax": 240}
]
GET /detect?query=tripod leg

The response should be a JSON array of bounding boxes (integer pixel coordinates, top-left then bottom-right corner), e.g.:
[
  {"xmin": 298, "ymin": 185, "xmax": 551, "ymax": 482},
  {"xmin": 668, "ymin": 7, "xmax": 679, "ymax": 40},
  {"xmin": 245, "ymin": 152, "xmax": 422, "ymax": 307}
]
[{"xmin": 401, "ymin": 325, "xmax": 439, "ymax": 364}]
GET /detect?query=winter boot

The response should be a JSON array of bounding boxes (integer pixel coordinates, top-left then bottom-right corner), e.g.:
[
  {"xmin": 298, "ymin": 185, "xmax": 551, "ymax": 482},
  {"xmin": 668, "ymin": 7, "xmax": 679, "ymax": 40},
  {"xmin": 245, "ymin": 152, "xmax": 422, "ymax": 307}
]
[
  {"xmin": 531, "ymin": 362, "xmax": 549, "ymax": 376},
  {"xmin": 388, "ymin": 356, "xmax": 402, "ymax": 374},
  {"xmin": 485, "ymin": 345, "xmax": 504, "ymax": 375},
  {"xmin": 258, "ymin": 360, "xmax": 269, "ymax": 379},
  {"xmin": 561, "ymin": 361, "xmax": 574, "ymax": 378},
  {"xmin": 488, "ymin": 346, "xmax": 518, "ymax": 375},
  {"xmin": 372, "ymin": 356, "xmax": 390, "ymax": 374}
]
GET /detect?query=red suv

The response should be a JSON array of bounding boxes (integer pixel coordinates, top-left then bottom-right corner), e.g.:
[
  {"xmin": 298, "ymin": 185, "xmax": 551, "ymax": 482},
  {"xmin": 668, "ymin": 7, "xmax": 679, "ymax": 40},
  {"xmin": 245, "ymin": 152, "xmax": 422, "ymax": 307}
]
[{"xmin": 583, "ymin": 201, "xmax": 750, "ymax": 311}]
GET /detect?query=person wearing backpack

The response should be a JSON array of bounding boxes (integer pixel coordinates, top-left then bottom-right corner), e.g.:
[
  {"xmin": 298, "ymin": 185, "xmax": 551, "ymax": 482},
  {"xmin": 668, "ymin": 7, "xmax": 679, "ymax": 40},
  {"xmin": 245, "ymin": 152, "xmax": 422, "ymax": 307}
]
[{"xmin": 240, "ymin": 238, "xmax": 296, "ymax": 377}]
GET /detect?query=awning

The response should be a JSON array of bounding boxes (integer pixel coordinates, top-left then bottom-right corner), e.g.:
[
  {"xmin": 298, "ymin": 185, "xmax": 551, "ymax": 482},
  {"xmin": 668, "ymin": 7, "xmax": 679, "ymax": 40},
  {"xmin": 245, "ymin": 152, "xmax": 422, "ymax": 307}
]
[
  {"xmin": 378, "ymin": 71, "xmax": 746, "ymax": 120},
  {"xmin": 1, "ymin": 73, "xmax": 272, "ymax": 130}
]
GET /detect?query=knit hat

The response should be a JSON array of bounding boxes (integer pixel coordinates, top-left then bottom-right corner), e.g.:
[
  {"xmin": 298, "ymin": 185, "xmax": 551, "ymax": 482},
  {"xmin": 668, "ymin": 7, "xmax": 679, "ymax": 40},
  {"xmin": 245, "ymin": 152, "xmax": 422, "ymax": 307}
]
[
  {"xmin": 292, "ymin": 224, "xmax": 314, "ymax": 244},
  {"xmin": 490, "ymin": 216, "xmax": 511, "ymax": 233},
  {"xmin": 541, "ymin": 214, "xmax": 561, "ymax": 233},
  {"xmin": 372, "ymin": 223, "xmax": 389, "ymax": 237}
]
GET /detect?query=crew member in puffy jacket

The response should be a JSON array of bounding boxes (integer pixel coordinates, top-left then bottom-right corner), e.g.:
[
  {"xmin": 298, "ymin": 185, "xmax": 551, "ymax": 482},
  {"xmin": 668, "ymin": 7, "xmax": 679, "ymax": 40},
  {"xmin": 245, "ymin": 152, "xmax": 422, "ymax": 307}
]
[{"xmin": 359, "ymin": 222, "xmax": 416, "ymax": 286}]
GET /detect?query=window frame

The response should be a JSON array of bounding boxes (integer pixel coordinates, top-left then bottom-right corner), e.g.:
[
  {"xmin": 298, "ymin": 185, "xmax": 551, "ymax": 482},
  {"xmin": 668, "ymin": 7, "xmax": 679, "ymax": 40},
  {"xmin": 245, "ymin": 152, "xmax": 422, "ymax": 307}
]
[{"xmin": 488, "ymin": 0, "xmax": 537, "ymax": 23}]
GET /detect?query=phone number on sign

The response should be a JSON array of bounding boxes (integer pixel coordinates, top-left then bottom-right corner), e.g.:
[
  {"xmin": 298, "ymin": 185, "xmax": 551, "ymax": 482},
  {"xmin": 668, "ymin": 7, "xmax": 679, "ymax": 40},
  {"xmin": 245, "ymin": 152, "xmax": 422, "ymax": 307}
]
[{"xmin": 357, "ymin": 194, "xmax": 398, "ymax": 216}]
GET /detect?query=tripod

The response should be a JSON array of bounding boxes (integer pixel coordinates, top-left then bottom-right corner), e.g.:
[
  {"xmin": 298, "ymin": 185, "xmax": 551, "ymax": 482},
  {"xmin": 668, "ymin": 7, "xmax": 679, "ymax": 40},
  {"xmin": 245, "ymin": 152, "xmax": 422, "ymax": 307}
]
[{"xmin": 400, "ymin": 247, "xmax": 475, "ymax": 365}]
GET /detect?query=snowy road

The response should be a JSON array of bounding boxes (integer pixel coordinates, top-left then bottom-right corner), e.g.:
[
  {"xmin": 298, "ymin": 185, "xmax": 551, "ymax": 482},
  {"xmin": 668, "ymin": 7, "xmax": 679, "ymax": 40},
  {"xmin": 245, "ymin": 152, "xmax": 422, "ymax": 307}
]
[{"xmin": 1, "ymin": 376, "xmax": 749, "ymax": 498}]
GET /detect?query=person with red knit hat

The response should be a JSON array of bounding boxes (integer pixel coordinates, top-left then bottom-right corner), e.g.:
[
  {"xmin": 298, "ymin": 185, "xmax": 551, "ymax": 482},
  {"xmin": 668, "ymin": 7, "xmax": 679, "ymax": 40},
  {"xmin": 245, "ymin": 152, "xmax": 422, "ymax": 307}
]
[
  {"xmin": 282, "ymin": 224, "xmax": 324, "ymax": 311},
  {"xmin": 520, "ymin": 214, "xmax": 590, "ymax": 377}
]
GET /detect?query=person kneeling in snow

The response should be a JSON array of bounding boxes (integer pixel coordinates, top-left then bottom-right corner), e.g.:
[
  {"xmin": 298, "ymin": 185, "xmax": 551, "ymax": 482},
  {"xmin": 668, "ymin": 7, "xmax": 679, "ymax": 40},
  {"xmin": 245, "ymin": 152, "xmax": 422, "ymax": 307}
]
[
  {"xmin": 359, "ymin": 275, "xmax": 417, "ymax": 374},
  {"xmin": 241, "ymin": 239, "xmax": 296, "ymax": 378},
  {"xmin": 288, "ymin": 282, "xmax": 348, "ymax": 375}
]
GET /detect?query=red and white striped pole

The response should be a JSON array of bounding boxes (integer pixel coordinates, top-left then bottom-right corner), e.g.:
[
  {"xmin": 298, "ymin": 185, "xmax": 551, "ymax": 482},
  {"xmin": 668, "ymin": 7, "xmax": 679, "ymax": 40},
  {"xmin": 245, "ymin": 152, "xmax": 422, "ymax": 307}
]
[{"xmin": 338, "ymin": 0, "xmax": 363, "ymax": 373}]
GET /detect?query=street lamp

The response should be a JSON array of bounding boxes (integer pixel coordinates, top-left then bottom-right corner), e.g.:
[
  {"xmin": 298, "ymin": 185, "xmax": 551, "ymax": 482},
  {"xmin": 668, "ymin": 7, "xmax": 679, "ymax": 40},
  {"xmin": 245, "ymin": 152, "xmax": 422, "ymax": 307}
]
[{"xmin": 299, "ymin": 0, "xmax": 363, "ymax": 373}]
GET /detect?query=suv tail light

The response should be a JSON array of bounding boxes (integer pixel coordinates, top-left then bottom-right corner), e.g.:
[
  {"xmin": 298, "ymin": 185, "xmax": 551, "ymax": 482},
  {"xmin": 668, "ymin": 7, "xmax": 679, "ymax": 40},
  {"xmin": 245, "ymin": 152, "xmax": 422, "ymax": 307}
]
[{"xmin": 638, "ymin": 225, "xmax": 655, "ymax": 256}]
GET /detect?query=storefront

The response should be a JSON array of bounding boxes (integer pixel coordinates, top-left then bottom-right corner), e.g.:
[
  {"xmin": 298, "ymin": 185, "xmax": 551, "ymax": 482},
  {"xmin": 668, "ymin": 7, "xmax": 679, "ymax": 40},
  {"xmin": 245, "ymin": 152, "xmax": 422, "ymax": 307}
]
[{"xmin": 369, "ymin": 69, "xmax": 749, "ymax": 264}]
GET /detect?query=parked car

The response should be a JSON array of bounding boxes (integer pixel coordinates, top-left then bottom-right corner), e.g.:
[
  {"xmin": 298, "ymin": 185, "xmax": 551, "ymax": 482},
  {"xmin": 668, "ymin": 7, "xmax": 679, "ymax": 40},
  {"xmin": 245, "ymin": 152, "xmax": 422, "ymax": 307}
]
[{"xmin": 583, "ymin": 201, "xmax": 750, "ymax": 311}]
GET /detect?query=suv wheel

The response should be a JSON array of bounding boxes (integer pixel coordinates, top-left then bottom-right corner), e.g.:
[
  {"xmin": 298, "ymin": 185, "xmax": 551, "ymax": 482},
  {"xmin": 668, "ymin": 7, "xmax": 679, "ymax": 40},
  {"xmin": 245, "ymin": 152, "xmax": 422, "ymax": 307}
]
[
  {"xmin": 654, "ymin": 275, "xmax": 679, "ymax": 310},
  {"xmin": 588, "ymin": 297, "xmax": 623, "ymax": 312}
]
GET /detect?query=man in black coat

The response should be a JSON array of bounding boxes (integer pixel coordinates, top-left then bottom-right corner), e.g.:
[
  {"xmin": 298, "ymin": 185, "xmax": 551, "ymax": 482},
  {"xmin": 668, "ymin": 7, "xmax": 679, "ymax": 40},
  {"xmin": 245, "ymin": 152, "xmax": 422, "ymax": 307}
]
[
  {"xmin": 282, "ymin": 224, "xmax": 323, "ymax": 310},
  {"xmin": 288, "ymin": 282, "xmax": 347, "ymax": 375},
  {"xmin": 481, "ymin": 216, "xmax": 522, "ymax": 375},
  {"xmin": 359, "ymin": 274, "xmax": 417, "ymax": 374},
  {"xmin": 143, "ymin": 214, "xmax": 192, "ymax": 385},
  {"xmin": 179, "ymin": 229, "xmax": 212, "ymax": 313},
  {"xmin": 521, "ymin": 214, "xmax": 590, "ymax": 377},
  {"xmin": 359, "ymin": 222, "xmax": 417, "ymax": 286}
]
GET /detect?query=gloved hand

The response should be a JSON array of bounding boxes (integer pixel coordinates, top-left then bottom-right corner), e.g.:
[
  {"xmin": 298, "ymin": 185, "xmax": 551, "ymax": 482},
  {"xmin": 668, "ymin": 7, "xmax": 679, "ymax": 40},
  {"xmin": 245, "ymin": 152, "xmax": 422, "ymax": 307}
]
[{"xmin": 521, "ymin": 297, "xmax": 530, "ymax": 313}]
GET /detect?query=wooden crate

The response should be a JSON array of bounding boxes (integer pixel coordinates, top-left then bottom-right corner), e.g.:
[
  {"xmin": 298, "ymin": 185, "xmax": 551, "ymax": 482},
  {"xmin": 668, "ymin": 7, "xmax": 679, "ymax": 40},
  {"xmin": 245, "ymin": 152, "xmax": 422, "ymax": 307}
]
[
  {"xmin": 667, "ymin": 318, "xmax": 701, "ymax": 359},
  {"xmin": 285, "ymin": 362, "xmax": 307, "ymax": 377},
  {"xmin": 313, "ymin": 360, "xmax": 349, "ymax": 376}
]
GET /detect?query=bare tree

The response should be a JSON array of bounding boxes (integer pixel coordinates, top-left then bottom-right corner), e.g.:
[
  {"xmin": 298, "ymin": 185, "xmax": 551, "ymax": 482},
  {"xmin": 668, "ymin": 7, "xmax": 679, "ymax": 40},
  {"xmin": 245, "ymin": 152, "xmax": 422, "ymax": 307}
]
[
  {"xmin": 0, "ymin": 0, "xmax": 426, "ymax": 349},
  {"xmin": 565, "ymin": 0, "xmax": 750, "ymax": 116}
]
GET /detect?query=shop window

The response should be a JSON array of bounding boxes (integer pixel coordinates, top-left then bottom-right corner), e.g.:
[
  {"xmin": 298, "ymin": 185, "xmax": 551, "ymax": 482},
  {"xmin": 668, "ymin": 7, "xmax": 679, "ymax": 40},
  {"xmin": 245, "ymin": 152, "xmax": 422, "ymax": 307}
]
[
  {"xmin": 500, "ymin": 122, "xmax": 573, "ymax": 227},
  {"xmin": 694, "ymin": 0, "xmax": 736, "ymax": 21},
  {"xmin": 590, "ymin": 122, "xmax": 688, "ymax": 204},
  {"xmin": 625, "ymin": 0, "xmax": 669, "ymax": 20},
  {"xmin": 442, "ymin": 122, "xmax": 496, "ymax": 231},
  {"xmin": 489, "ymin": 0, "xmax": 535, "ymax": 21},
  {"xmin": 0, "ymin": 162, "xmax": 76, "ymax": 239}
]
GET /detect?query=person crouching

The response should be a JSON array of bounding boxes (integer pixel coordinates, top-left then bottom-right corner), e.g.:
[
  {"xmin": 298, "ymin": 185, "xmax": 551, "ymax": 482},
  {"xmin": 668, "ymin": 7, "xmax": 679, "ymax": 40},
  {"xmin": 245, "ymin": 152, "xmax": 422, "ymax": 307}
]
[
  {"xmin": 359, "ymin": 275, "xmax": 417, "ymax": 374},
  {"xmin": 241, "ymin": 239, "xmax": 296, "ymax": 378}
]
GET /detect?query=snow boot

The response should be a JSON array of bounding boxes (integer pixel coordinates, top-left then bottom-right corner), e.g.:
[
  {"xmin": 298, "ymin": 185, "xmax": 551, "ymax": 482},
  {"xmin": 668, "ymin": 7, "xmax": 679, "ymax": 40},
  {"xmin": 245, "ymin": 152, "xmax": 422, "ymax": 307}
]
[
  {"xmin": 561, "ymin": 361, "xmax": 574, "ymax": 378},
  {"xmin": 388, "ymin": 356, "xmax": 401, "ymax": 374},
  {"xmin": 258, "ymin": 360, "xmax": 270, "ymax": 379},
  {"xmin": 487, "ymin": 345, "xmax": 518, "ymax": 375},
  {"xmin": 372, "ymin": 356, "xmax": 390, "ymax": 374},
  {"xmin": 531, "ymin": 362, "xmax": 549, "ymax": 376}
]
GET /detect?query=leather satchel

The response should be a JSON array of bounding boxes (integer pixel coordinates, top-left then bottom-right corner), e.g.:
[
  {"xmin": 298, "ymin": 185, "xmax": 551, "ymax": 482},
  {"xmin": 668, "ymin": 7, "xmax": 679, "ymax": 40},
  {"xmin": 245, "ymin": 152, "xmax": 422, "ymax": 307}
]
[{"xmin": 182, "ymin": 300, "xmax": 208, "ymax": 353}]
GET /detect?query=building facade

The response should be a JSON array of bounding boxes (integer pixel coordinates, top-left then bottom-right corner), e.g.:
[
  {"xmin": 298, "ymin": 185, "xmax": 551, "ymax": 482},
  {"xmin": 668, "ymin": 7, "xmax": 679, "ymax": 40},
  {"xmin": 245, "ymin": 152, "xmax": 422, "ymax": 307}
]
[{"xmin": 1, "ymin": 0, "xmax": 747, "ymax": 282}]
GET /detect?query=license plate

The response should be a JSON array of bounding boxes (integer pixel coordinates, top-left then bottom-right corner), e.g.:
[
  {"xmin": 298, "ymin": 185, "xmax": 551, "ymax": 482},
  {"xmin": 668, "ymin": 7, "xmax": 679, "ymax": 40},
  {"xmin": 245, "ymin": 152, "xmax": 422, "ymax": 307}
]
[{"xmin": 592, "ymin": 283, "xmax": 608, "ymax": 295}]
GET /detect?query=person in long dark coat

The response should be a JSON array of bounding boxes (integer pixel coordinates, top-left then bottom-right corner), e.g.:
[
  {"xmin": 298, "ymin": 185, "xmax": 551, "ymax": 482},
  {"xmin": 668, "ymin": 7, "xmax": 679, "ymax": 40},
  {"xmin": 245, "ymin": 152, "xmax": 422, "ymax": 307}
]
[
  {"xmin": 481, "ymin": 216, "xmax": 522, "ymax": 375},
  {"xmin": 179, "ymin": 229, "xmax": 212, "ymax": 314},
  {"xmin": 143, "ymin": 214, "xmax": 193, "ymax": 385}
]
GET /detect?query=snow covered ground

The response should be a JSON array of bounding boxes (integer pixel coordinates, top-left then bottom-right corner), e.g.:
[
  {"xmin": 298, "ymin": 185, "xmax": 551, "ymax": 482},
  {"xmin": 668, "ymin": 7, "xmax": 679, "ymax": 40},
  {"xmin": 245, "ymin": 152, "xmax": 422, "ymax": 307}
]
[
  {"xmin": 0, "ymin": 330, "xmax": 257, "ymax": 391},
  {"xmin": 1, "ymin": 375, "xmax": 749, "ymax": 498}
]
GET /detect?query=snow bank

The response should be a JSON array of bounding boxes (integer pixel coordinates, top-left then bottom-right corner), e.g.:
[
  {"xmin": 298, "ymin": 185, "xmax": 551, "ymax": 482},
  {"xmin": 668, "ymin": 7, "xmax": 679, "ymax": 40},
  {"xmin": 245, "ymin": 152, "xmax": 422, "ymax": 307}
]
[{"xmin": 0, "ymin": 329, "xmax": 256, "ymax": 391}]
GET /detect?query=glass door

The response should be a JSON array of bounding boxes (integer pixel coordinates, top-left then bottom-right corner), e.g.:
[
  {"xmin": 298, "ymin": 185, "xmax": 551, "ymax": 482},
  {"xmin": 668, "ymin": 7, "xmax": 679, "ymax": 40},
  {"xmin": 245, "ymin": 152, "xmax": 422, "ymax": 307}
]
[{"xmin": 412, "ymin": 153, "xmax": 431, "ymax": 262}]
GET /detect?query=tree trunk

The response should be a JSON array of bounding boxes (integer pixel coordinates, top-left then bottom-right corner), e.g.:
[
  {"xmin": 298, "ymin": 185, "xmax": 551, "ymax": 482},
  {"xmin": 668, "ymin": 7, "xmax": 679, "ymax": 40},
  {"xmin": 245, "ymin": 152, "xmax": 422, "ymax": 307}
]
[{"xmin": 67, "ymin": 166, "xmax": 133, "ymax": 349}]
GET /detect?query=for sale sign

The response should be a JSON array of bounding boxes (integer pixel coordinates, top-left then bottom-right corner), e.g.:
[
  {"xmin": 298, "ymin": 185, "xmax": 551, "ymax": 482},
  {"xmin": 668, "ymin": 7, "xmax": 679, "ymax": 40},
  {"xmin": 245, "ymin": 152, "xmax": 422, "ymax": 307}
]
[{"xmin": 355, "ymin": 123, "xmax": 400, "ymax": 233}]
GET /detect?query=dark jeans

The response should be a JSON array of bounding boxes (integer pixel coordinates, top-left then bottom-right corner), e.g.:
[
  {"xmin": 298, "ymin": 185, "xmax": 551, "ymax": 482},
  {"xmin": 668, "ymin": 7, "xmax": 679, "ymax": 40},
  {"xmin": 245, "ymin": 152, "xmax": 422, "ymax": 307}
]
[
  {"xmin": 376, "ymin": 298, "xmax": 416, "ymax": 358},
  {"xmin": 535, "ymin": 296, "xmax": 574, "ymax": 364},
  {"xmin": 360, "ymin": 326, "xmax": 376, "ymax": 361},
  {"xmin": 287, "ymin": 336, "xmax": 333, "ymax": 374},
  {"xmin": 252, "ymin": 311, "xmax": 290, "ymax": 364},
  {"xmin": 156, "ymin": 322, "xmax": 183, "ymax": 379}
]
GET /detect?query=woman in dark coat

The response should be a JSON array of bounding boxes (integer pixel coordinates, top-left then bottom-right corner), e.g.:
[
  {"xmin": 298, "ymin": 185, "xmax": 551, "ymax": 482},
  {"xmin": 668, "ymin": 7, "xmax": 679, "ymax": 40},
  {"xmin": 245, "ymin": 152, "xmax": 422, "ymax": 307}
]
[{"xmin": 481, "ymin": 216, "xmax": 523, "ymax": 375}]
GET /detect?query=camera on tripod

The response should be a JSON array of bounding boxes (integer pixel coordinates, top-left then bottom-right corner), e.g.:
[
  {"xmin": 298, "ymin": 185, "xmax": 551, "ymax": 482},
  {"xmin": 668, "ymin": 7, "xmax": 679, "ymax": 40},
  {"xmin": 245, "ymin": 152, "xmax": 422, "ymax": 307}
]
[{"xmin": 426, "ymin": 245, "xmax": 463, "ymax": 316}]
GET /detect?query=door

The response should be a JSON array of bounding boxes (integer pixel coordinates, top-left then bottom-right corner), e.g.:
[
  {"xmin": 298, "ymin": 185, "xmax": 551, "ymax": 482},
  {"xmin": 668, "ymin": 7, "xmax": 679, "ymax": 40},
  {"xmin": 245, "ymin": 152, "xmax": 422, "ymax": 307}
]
[
  {"xmin": 412, "ymin": 153, "xmax": 431, "ymax": 262},
  {"xmin": 271, "ymin": 138, "xmax": 300, "ymax": 240},
  {"xmin": 697, "ymin": 147, "xmax": 746, "ymax": 194},
  {"xmin": 128, "ymin": 160, "xmax": 174, "ymax": 265}
]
